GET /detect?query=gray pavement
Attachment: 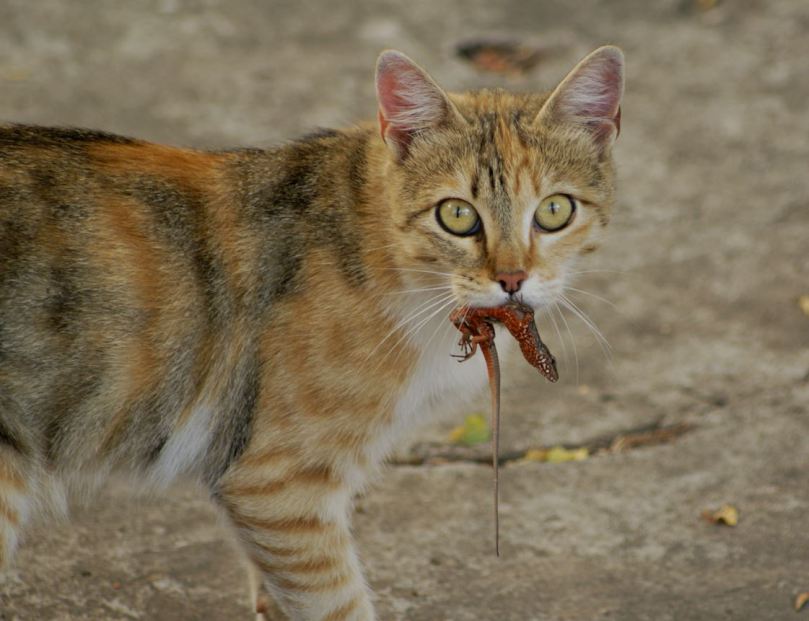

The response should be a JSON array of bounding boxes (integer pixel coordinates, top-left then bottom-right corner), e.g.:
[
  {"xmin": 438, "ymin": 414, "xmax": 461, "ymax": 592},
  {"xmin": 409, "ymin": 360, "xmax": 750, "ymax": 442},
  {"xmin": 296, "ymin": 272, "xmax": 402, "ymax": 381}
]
[{"xmin": 1, "ymin": 0, "xmax": 808, "ymax": 619}]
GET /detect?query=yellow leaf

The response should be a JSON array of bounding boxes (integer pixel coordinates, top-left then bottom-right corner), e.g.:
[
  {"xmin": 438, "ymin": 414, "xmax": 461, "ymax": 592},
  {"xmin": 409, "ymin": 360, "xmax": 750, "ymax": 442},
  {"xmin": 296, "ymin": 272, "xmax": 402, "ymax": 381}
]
[
  {"xmin": 448, "ymin": 426, "xmax": 466, "ymax": 443},
  {"xmin": 544, "ymin": 445, "xmax": 589, "ymax": 463},
  {"xmin": 695, "ymin": 0, "xmax": 719, "ymax": 11},
  {"xmin": 799, "ymin": 295, "xmax": 809, "ymax": 317},
  {"xmin": 523, "ymin": 448, "xmax": 548, "ymax": 462},
  {"xmin": 0, "ymin": 67, "xmax": 30, "ymax": 81},
  {"xmin": 795, "ymin": 592, "xmax": 809, "ymax": 612},
  {"xmin": 522, "ymin": 446, "xmax": 589, "ymax": 463},
  {"xmin": 448, "ymin": 414, "xmax": 490, "ymax": 446},
  {"xmin": 701, "ymin": 504, "xmax": 739, "ymax": 526}
]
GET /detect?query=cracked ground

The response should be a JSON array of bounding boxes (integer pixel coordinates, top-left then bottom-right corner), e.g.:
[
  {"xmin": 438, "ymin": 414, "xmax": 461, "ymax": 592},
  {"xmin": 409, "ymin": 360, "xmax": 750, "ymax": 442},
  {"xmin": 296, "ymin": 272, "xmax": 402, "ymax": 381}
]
[{"xmin": 1, "ymin": 0, "xmax": 809, "ymax": 619}]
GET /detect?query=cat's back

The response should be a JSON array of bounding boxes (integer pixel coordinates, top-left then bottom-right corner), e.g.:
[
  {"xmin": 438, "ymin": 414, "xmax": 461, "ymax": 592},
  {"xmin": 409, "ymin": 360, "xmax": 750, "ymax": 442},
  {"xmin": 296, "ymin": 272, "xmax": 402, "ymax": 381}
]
[
  {"xmin": 0, "ymin": 124, "xmax": 252, "ymax": 465},
  {"xmin": 3, "ymin": 122, "xmax": 263, "ymax": 262},
  {"xmin": 0, "ymin": 122, "xmax": 230, "ymax": 221},
  {"xmin": 0, "ymin": 123, "xmax": 231, "ymax": 257},
  {"xmin": 0, "ymin": 124, "xmax": 156, "ymax": 216},
  {"xmin": 0, "ymin": 123, "xmax": 373, "ymax": 470},
  {"xmin": 0, "ymin": 123, "xmax": 239, "ymax": 332}
]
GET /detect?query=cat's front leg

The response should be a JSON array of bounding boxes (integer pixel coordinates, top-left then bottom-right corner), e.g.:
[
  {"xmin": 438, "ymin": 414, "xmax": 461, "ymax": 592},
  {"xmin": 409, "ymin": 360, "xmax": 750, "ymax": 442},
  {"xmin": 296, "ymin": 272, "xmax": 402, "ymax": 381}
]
[
  {"xmin": 219, "ymin": 461, "xmax": 374, "ymax": 621},
  {"xmin": 248, "ymin": 562, "xmax": 288, "ymax": 620}
]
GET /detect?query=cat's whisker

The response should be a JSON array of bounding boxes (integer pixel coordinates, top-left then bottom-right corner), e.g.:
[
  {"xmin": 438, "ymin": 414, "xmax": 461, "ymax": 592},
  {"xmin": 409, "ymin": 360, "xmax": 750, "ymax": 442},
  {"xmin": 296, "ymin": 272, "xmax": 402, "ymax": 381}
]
[
  {"xmin": 368, "ymin": 292, "xmax": 451, "ymax": 348},
  {"xmin": 369, "ymin": 290, "xmax": 451, "ymax": 341},
  {"xmin": 457, "ymin": 304, "xmax": 471, "ymax": 328},
  {"xmin": 377, "ymin": 267, "xmax": 456, "ymax": 278},
  {"xmin": 564, "ymin": 286, "xmax": 618, "ymax": 310},
  {"xmin": 407, "ymin": 297, "xmax": 459, "ymax": 348},
  {"xmin": 382, "ymin": 307, "xmax": 443, "ymax": 365},
  {"xmin": 399, "ymin": 297, "xmax": 456, "ymax": 345},
  {"xmin": 560, "ymin": 294, "xmax": 612, "ymax": 350},
  {"xmin": 362, "ymin": 242, "xmax": 402, "ymax": 253},
  {"xmin": 374, "ymin": 296, "xmax": 458, "ymax": 372},
  {"xmin": 383, "ymin": 285, "xmax": 454, "ymax": 297},
  {"xmin": 439, "ymin": 308, "xmax": 458, "ymax": 349},
  {"xmin": 543, "ymin": 303, "xmax": 568, "ymax": 369},
  {"xmin": 553, "ymin": 301, "xmax": 579, "ymax": 384},
  {"xmin": 430, "ymin": 310, "xmax": 462, "ymax": 372},
  {"xmin": 567, "ymin": 268, "xmax": 628, "ymax": 276},
  {"xmin": 559, "ymin": 295, "xmax": 613, "ymax": 362},
  {"xmin": 365, "ymin": 291, "xmax": 456, "ymax": 362},
  {"xmin": 423, "ymin": 297, "xmax": 461, "ymax": 355}
]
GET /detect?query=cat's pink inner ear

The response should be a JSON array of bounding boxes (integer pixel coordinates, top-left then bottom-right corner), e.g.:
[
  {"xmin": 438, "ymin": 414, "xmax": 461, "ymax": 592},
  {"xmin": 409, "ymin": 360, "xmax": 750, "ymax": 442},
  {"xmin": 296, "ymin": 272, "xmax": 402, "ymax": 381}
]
[
  {"xmin": 540, "ymin": 46, "xmax": 625, "ymax": 147},
  {"xmin": 375, "ymin": 51, "xmax": 452, "ymax": 159}
]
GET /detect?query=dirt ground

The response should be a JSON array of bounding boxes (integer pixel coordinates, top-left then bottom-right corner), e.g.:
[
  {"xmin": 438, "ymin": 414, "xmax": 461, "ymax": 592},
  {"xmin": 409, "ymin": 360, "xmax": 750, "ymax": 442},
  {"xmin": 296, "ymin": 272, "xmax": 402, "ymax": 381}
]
[{"xmin": 1, "ymin": 0, "xmax": 808, "ymax": 619}]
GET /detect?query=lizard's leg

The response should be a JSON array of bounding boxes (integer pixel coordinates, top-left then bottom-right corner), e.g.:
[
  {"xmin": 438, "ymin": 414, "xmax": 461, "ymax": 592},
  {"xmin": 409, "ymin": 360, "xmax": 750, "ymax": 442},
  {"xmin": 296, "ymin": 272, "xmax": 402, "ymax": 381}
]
[
  {"xmin": 451, "ymin": 335, "xmax": 478, "ymax": 361},
  {"xmin": 452, "ymin": 323, "xmax": 496, "ymax": 362}
]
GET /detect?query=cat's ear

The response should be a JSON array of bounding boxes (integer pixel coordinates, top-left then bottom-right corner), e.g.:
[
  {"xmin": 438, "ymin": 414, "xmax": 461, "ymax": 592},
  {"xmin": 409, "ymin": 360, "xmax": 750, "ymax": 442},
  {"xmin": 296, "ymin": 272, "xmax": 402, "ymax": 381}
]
[
  {"xmin": 535, "ymin": 46, "xmax": 625, "ymax": 150},
  {"xmin": 375, "ymin": 50, "xmax": 462, "ymax": 161}
]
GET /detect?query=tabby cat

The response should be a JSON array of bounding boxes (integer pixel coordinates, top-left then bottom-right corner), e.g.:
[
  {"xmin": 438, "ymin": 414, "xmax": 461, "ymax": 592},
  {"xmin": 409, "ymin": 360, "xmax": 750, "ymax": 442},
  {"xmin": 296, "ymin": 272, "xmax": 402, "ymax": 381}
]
[{"xmin": 0, "ymin": 46, "xmax": 624, "ymax": 620}]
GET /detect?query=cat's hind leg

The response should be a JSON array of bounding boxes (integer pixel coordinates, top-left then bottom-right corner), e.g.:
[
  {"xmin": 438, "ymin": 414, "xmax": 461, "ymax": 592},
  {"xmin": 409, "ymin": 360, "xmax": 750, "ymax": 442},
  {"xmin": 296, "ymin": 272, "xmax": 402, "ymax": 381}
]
[
  {"xmin": 218, "ymin": 457, "xmax": 374, "ymax": 621},
  {"xmin": 0, "ymin": 436, "xmax": 32, "ymax": 569},
  {"xmin": 0, "ymin": 390, "xmax": 41, "ymax": 570}
]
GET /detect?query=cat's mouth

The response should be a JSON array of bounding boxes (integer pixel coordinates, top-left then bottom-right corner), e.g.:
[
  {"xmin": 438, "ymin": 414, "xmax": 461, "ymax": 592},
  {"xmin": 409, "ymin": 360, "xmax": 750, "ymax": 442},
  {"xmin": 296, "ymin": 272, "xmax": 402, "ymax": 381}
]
[
  {"xmin": 448, "ymin": 302, "xmax": 559, "ymax": 382},
  {"xmin": 460, "ymin": 292, "xmax": 541, "ymax": 313}
]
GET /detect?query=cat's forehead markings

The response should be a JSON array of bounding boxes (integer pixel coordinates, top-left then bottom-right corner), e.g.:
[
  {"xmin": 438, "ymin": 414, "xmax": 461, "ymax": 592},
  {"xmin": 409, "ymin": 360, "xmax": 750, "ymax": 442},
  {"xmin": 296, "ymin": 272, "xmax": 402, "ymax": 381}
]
[
  {"xmin": 469, "ymin": 111, "xmax": 538, "ymax": 234},
  {"xmin": 474, "ymin": 117, "xmax": 507, "ymax": 215},
  {"xmin": 470, "ymin": 168, "xmax": 480, "ymax": 200}
]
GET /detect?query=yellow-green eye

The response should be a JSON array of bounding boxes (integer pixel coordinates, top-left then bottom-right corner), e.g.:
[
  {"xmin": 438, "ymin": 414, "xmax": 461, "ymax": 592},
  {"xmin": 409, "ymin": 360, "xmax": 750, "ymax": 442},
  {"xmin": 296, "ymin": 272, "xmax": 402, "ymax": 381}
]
[
  {"xmin": 436, "ymin": 198, "xmax": 481, "ymax": 236},
  {"xmin": 534, "ymin": 194, "xmax": 575, "ymax": 232}
]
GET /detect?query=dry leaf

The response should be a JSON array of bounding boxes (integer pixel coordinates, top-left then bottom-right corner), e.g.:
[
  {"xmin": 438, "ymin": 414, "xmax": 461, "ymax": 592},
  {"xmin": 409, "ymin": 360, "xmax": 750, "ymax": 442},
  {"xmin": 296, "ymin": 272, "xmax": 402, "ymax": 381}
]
[
  {"xmin": 456, "ymin": 40, "xmax": 542, "ymax": 75},
  {"xmin": 523, "ymin": 446, "xmax": 588, "ymax": 463},
  {"xmin": 546, "ymin": 446, "xmax": 589, "ymax": 463},
  {"xmin": 799, "ymin": 295, "xmax": 809, "ymax": 317},
  {"xmin": 610, "ymin": 422, "xmax": 693, "ymax": 452},
  {"xmin": 795, "ymin": 592, "xmax": 809, "ymax": 612},
  {"xmin": 448, "ymin": 413, "xmax": 490, "ymax": 446},
  {"xmin": 0, "ymin": 67, "xmax": 30, "ymax": 81},
  {"xmin": 523, "ymin": 448, "xmax": 548, "ymax": 462},
  {"xmin": 701, "ymin": 504, "xmax": 739, "ymax": 526},
  {"xmin": 695, "ymin": 0, "xmax": 719, "ymax": 10}
]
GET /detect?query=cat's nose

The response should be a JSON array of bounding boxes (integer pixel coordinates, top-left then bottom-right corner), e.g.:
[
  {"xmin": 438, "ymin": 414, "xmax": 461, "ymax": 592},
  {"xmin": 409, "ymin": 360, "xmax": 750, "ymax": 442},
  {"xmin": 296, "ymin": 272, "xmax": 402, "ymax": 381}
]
[{"xmin": 496, "ymin": 270, "xmax": 527, "ymax": 294}]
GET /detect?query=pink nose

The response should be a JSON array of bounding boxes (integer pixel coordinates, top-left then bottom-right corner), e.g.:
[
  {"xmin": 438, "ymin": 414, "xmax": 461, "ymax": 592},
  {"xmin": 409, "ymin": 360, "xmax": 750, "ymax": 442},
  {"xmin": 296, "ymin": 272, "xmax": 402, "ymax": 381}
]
[{"xmin": 496, "ymin": 270, "xmax": 527, "ymax": 294}]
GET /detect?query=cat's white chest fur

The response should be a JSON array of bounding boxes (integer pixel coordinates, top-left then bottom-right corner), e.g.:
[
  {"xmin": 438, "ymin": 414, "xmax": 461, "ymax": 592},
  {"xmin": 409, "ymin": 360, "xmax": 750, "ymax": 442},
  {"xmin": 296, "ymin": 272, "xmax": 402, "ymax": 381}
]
[{"xmin": 364, "ymin": 309, "xmax": 515, "ymax": 468}]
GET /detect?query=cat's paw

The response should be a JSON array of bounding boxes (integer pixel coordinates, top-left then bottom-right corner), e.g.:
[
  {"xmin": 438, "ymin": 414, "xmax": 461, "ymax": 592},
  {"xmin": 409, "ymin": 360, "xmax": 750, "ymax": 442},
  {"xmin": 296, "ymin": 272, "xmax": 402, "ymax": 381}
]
[{"xmin": 255, "ymin": 591, "xmax": 287, "ymax": 620}]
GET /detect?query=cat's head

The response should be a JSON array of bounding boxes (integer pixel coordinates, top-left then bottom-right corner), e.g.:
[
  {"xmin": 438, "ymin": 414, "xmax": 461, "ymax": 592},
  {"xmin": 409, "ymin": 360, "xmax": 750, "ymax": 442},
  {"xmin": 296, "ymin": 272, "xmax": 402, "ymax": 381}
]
[{"xmin": 375, "ymin": 47, "xmax": 624, "ymax": 311}]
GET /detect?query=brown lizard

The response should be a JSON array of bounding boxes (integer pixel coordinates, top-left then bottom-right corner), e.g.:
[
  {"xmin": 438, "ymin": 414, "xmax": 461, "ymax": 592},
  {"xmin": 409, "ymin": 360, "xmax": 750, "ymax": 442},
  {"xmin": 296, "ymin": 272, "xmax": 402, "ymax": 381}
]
[{"xmin": 449, "ymin": 302, "xmax": 558, "ymax": 555}]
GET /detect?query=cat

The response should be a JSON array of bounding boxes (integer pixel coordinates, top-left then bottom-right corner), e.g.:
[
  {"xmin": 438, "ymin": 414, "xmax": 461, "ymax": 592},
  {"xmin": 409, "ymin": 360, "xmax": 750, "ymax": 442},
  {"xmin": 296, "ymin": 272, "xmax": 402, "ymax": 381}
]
[{"xmin": 0, "ymin": 46, "xmax": 624, "ymax": 620}]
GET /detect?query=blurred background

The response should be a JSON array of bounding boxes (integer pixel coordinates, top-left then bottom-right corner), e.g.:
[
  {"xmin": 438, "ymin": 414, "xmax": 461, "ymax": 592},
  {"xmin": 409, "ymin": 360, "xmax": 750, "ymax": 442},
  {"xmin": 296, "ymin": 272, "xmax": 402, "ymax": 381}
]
[{"xmin": 1, "ymin": 0, "xmax": 808, "ymax": 619}]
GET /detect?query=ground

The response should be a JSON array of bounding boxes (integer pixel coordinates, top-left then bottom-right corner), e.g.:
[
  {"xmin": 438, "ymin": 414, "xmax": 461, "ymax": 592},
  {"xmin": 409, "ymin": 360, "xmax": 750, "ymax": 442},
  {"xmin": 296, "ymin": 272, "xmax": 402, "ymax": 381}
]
[{"xmin": 1, "ymin": 0, "xmax": 809, "ymax": 619}]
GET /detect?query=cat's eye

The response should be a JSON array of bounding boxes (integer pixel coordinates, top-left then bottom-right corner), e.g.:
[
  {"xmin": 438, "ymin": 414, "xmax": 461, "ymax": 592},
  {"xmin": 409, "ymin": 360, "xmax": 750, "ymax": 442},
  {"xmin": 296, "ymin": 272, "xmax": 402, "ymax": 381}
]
[
  {"xmin": 436, "ymin": 199, "xmax": 481, "ymax": 236},
  {"xmin": 534, "ymin": 194, "xmax": 576, "ymax": 232}
]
